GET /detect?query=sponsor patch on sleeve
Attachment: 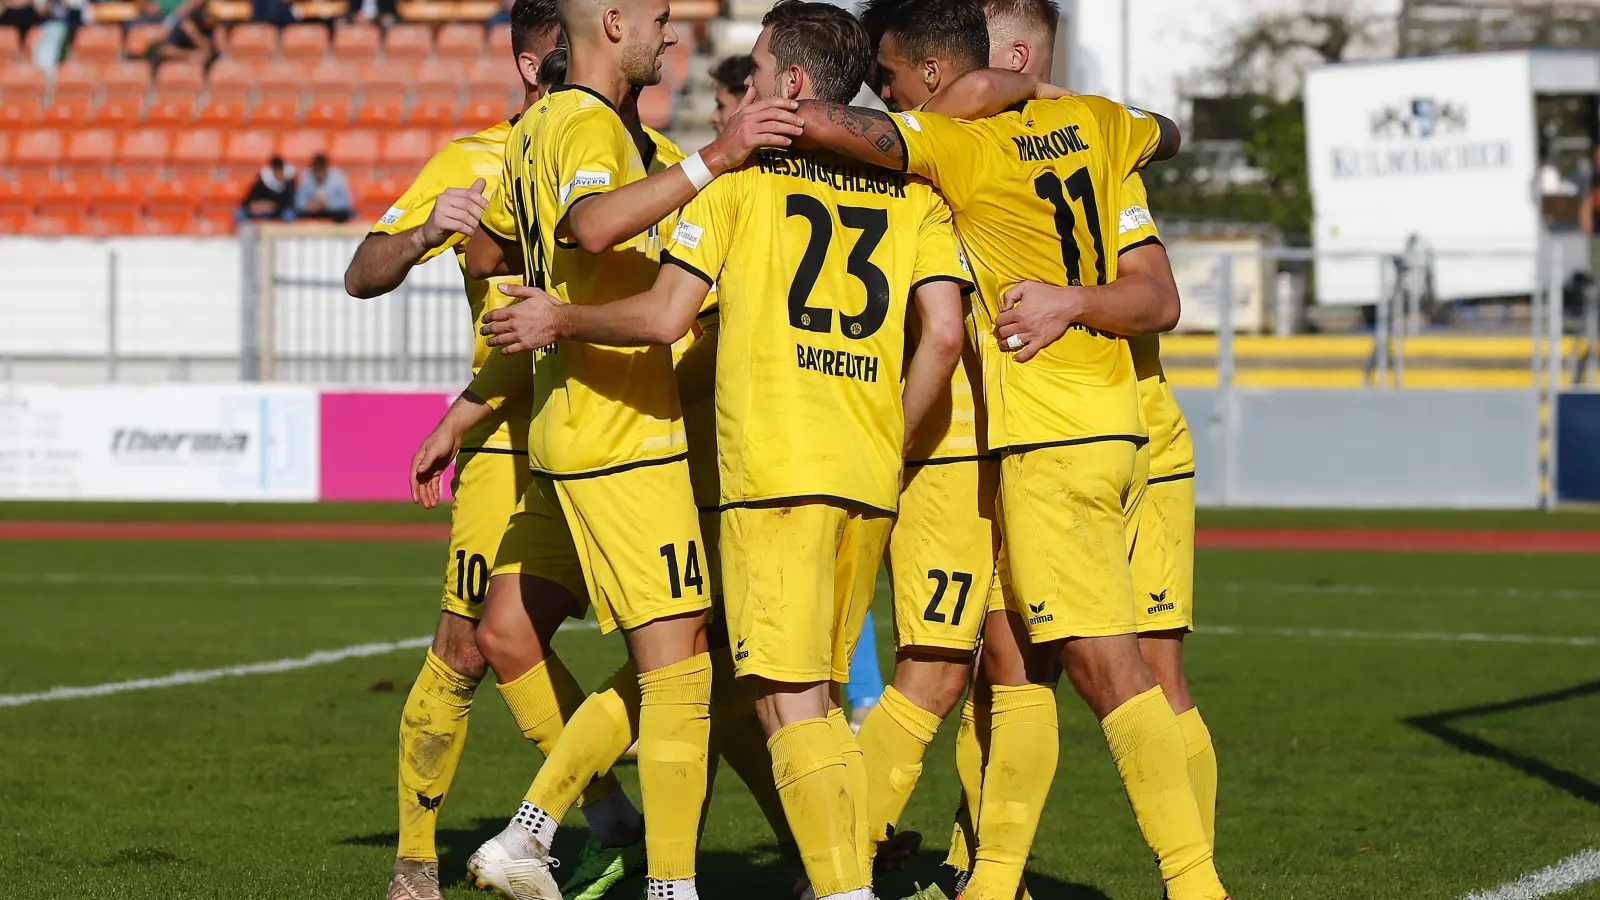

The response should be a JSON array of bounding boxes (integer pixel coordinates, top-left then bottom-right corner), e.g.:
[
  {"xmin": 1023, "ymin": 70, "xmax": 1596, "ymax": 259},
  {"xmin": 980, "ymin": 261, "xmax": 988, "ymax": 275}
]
[
  {"xmin": 1126, "ymin": 106, "xmax": 1148, "ymax": 119},
  {"xmin": 672, "ymin": 219, "xmax": 704, "ymax": 250},
  {"xmin": 378, "ymin": 206, "xmax": 405, "ymax": 226},
  {"xmin": 559, "ymin": 170, "xmax": 613, "ymax": 205},
  {"xmin": 1118, "ymin": 205, "xmax": 1155, "ymax": 235},
  {"xmin": 893, "ymin": 112, "xmax": 922, "ymax": 133}
]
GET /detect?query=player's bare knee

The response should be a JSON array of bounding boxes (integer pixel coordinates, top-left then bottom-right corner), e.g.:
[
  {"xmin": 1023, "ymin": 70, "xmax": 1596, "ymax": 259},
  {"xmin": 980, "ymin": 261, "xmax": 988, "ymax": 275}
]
[
  {"xmin": 892, "ymin": 650, "xmax": 972, "ymax": 718},
  {"xmin": 432, "ymin": 612, "xmax": 488, "ymax": 680},
  {"xmin": 1062, "ymin": 633, "xmax": 1156, "ymax": 718},
  {"xmin": 754, "ymin": 679, "xmax": 830, "ymax": 734},
  {"xmin": 1137, "ymin": 630, "xmax": 1193, "ymax": 712},
  {"xmin": 625, "ymin": 609, "xmax": 709, "ymax": 673}
]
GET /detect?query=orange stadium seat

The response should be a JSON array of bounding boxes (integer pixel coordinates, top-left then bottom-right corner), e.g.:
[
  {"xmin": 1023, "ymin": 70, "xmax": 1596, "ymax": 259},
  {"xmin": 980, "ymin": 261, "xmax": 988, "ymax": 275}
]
[
  {"xmin": 155, "ymin": 60, "xmax": 205, "ymax": 93},
  {"xmin": 223, "ymin": 129, "xmax": 277, "ymax": 180},
  {"xmin": 660, "ymin": 40, "xmax": 692, "ymax": 93},
  {"xmin": 466, "ymin": 57, "xmax": 516, "ymax": 95},
  {"xmin": 637, "ymin": 87, "xmax": 670, "ymax": 130},
  {"xmin": 487, "ymin": 23, "xmax": 510, "ymax": 58},
  {"xmin": 146, "ymin": 179, "xmax": 197, "ymax": 232},
  {"xmin": 102, "ymin": 60, "xmax": 154, "ymax": 105},
  {"xmin": 205, "ymin": 59, "xmax": 254, "ymax": 105},
  {"xmin": 171, "ymin": 127, "xmax": 223, "ymax": 178},
  {"xmin": 40, "ymin": 95, "xmax": 93, "ymax": 127},
  {"xmin": 11, "ymin": 127, "xmax": 60, "ymax": 180},
  {"xmin": 379, "ymin": 128, "xmax": 432, "ymax": 177},
  {"xmin": 50, "ymin": 60, "xmax": 98, "ymax": 103},
  {"xmin": 458, "ymin": 93, "xmax": 509, "ymax": 129},
  {"xmin": 280, "ymin": 22, "xmax": 330, "ymax": 61},
  {"xmin": 415, "ymin": 59, "xmax": 463, "ymax": 105},
  {"xmin": 226, "ymin": 22, "xmax": 279, "ymax": 65},
  {"xmin": 0, "ymin": 180, "xmax": 29, "ymax": 233},
  {"xmin": 0, "ymin": 129, "xmax": 7, "ymax": 163},
  {"xmin": 91, "ymin": 180, "xmax": 143, "ymax": 234},
  {"xmin": 0, "ymin": 61, "xmax": 45, "ymax": 101},
  {"xmin": 197, "ymin": 175, "xmax": 245, "ymax": 215},
  {"xmin": 332, "ymin": 20, "xmax": 380, "ymax": 61},
  {"xmin": 196, "ymin": 97, "xmax": 248, "ymax": 126},
  {"xmin": 37, "ymin": 179, "xmax": 90, "ymax": 232},
  {"xmin": 406, "ymin": 98, "xmax": 457, "ymax": 128},
  {"xmin": 278, "ymin": 128, "xmax": 328, "ymax": 166},
  {"xmin": 303, "ymin": 95, "xmax": 352, "ymax": 127},
  {"xmin": 329, "ymin": 128, "xmax": 380, "ymax": 177},
  {"xmin": 353, "ymin": 96, "xmax": 403, "ymax": 127},
  {"xmin": 383, "ymin": 22, "xmax": 433, "ymax": 60},
  {"xmin": 118, "ymin": 128, "xmax": 170, "ymax": 180},
  {"xmin": 64, "ymin": 128, "xmax": 116, "ymax": 184},
  {"xmin": 257, "ymin": 60, "xmax": 303, "ymax": 106},
  {"xmin": 435, "ymin": 22, "xmax": 484, "ymax": 61},
  {"xmin": 90, "ymin": 97, "xmax": 144, "ymax": 128},
  {"xmin": 249, "ymin": 98, "xmax": 299, "ymax": 129},
  {"xmin": 310, "ymin": 58, "xmax": 357, "ymax": 96},
  {"xmin": 0, "ymin": 27, "xmax": 20, "ymax": 66},
  {"xmin": 145, "ymin": 96, "xmax": 198, "ymax": 127},
  {"xmin": 125, "ymin": 22, "xmax": 167, "ymax": 58},
  {"xmin": 71, "ymin": 24, "xmax": 124, "ymax": 66}
]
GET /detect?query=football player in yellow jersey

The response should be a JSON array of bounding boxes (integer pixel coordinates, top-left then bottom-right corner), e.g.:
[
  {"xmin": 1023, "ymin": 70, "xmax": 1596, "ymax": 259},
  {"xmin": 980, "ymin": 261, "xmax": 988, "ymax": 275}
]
[
  {"xmin": 793, "ymin": 16, "xmax": 1233, "ymax": 900},
  {"xmin": 338, "ymin": 5, "xmax": 612, "ymax": 900},
  {"xmin": 482, "ymin": 8, "xmax": 968, "ymax": 898}
]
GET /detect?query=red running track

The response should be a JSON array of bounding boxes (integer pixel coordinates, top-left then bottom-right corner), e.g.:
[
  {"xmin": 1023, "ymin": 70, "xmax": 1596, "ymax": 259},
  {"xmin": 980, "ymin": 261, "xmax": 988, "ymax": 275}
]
[{"xmin": 1, "ymin": 521, "xmax": 1597, "ymax": 554}]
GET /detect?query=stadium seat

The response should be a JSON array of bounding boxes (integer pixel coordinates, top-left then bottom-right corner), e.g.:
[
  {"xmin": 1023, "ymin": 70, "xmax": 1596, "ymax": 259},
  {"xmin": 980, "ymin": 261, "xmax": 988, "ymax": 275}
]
[
  {"xmin": 71, "ymin": 24, "xmax": 124, "ymax": 67},
  {"xmin": 40, "ymin": 95, "xmax": 94, "ymax": 127},
  {"xmin": 204, "ymin": 60, "xmax": 254, "ymax": 106},
  {"xmin": 434, "ymin": 22, "xmax": 484, "ymax": 61},
  {"xmin": 280, "ymin": 22, "xmax": 330, "ymax": 61},
  {"xmin": 64, "ymin": 128, "xmax": 117, "ymax": 185},
  {"xmin": 50, "ymin": 61, "xmax": 98, "ymax": 104},
  {"xmin": 329, "ymin": 128, "xmax": 380, "ymax": 177},
  {"xmin": 0, "ymin": 179, "xmax": 30, "ymax": 232},
  {"xmin": 118, "ymin": 128, "xmax": 171, "ymax": 181},
  {"xmin": 278, "ymin": 128, "xmax": 329, "ymax": 166},
  {"xmin": 310, "ymin": 58, "xmax": 357, "ymax": 96},
  {"xmin": 353, "ymin": 96, "xmax": 403, "ymax": 127},
  {"xmin": 0, "ymin": 61, "xmax": 45, "ymax": 102},
  {"xmin": 466, "ymin": 57, "xmax": 516, "ymax": 95},
  {"xmin": 383, "ymin": 22, "xmax": 433, "ymax": 60},
  {"xmin": 453, "ymin": 0, "xmax": 497, "ymax": 20},
  {"xmin": 102, "ymin": 60, "xmax": 154, "ymax": 105},
  {"xmin": 223, "ymin": 129, "xmax": 277, "ymax": 180},
  {"xmin": 487, "ymin": 23, "xmax": 511, "ymax": 57},
  {"xmin": 249, "ymin": 98, "xmax": 300, "ymax": 129},
  {"xmin": 91, "ymin": 180, "xmax": 143, "ymax": 234},
  {"xmin": 257, "ymin": 60, "xmax": 303, "ymax": 106},
  {"xmin": 196, "ymin": 97, "xmax": 249, "ymax": 126},
  {"xmin": 303, "ymin": 95, "xmax": 352, "ymax": 127},
  {"xmin": 0, "ymin": 128, "xmax": 7, "ymax": 163},
  {"xmin": 406, "ymin": 98, "xmax": 457, "ymax": 128},
  {"xmin": 89, "ymin": 2, "xmax": 141, "ymax": 24},
  {"xmin": 358, "ymin": 70, "xmax": 408, "ymax": 109},
  {"xmin": 357, "ymin": 172, "xmax": 406, "ymax": 219},
  {"xmin": 88, "ymin": 97, "xmax": 143, "ymax": 128},
  {"xmin": 155, "ymin": 60, "xmax": 205, "ymax": 93},
  {"xmin": 660, "ymin": 40, "xmax": 692, "ymax": 94},
  {"xmin": 145, "ymin": 96, "xmax": 198, "ymax": 127},
  {"xmin": 0, "ymin": 26, "xmax": 19, "ymax": 67},
  {"xmin": 332, "ymin": 20, "xmax": 380, "ymax": 61},
  {"xmin": 459, "ymin": 92, "xmax": 512, "ymax": 128},
  {"xmin": 170, "ymin": 128, "xmax": 223, "ymax": 179},
  {"xmin": 36, "ymin": 179, "xmax": 90, "ymax": 232},
  {"xmin": 415, "ymin": 59, "xmax": 463, "ymax": 105},
  {"xmin": 226, "ymin": 22, "xmax": 279, "ymax": 66},
  {"xmin": 146, "ymin": 179, "xmax": 197, "ymax": 232},
  {"xmin": 11, "ymin": 127, "xmax": 60, "ymax": 180},
  {"xmin": 637, "ymin": 88, "xmax": 671, "ymax": 130},
  {"xmin": 379, "ymin": 128, "xmax": 433, "ymax": 178},
  {"xmin": 124, "ymin": 22, "xmax": 167, "ymax": 58}
]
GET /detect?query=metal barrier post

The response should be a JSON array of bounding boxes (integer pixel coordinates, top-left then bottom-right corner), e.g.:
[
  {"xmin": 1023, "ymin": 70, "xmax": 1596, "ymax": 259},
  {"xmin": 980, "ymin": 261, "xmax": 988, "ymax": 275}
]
[
  {"xmin": 239, "ymin": 224, "xmax": 262, "ymax": 381},
  {"xmin": 1583, "ymin": 282, "xmax": 1599, "ymax": 386},
  {"xmin": 106, "ymin": 249, "xmax": 119, "ymax": 383},
  {"xmin": 1375, "ymin": 258, "xmax": 1392, "ymax": 387},
  {"xmin": 1216, "ymin": 254, "xmax": 1236, "ymax": 507},
  {"xmin": 1544, "ymin": 244, "xmax": 1563, "ymax": 510},
  {"xmin": 394, "ymin": 280, "xmax": 413, "ymax": 383}
]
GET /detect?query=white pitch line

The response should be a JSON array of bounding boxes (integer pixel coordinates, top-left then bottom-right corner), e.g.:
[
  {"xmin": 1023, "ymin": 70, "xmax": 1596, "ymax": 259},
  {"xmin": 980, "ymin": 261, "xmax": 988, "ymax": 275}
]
[
  {"xmin": 0, "ymin": 622, "xmax": 603, "ymax": 709},
  {"xmin": 0, "ymin": 572, "xmax": 436, "ymax": 588},
  {"xmin": 1201, "ymin": 625, "xmax": 1598, "ymax": 647},
  {"xmin": 1463, "ymin": 849, "xmax": 1600, "ymax": 900},
  {"xmin": 1220, "ymin": 582, "xmax": 1600, "ymax": 602}
]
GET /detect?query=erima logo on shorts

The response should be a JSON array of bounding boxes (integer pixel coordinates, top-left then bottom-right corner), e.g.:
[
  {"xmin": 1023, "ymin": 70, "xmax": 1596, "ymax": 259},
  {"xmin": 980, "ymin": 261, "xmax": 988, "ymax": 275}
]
[
  {"xmin": 1148, "ymin": 590, "xmax": 1175, "ymax": 615},
  {"xmin": 1119, "ymin": 205, "xmax": 1154, "ymax": 235},
  {"xmin": 559, "ymin": 170, "xmax": 612, "ymax": 205},
  {"xmin": 894, "ymin": 112, "xmax": 922, "ymax": 133},
  {"xmin": 1027, "ymin": 601, "xmax": 1053, "ymax": 626},
  {"xmin": 734, "ymin": 637, "xmax": 749, "ymax": 662},
  {"xmin": 378, "ymin": 206, "xmax": 405, "ymax": 226},
  {"xmin": 673, "ymin": 219, "xmax": 704, "ymax": 250}
]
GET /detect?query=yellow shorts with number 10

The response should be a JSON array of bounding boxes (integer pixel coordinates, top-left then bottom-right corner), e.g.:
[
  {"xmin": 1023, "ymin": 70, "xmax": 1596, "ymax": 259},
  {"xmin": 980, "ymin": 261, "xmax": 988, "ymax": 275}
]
[{"xmin": 441, "ymin": 448, "xmax": 532, "ymax": 620}]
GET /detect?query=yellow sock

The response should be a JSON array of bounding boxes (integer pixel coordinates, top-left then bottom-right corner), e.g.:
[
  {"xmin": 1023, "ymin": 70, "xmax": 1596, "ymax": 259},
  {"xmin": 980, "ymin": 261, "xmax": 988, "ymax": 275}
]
[
  {"xmin": 523, "ymin": 661, "xmax": 638, "ymax": 817},
  {"xmin": 1102, "ymin": 687, "xmax": 1226, "ymax": 900},
  {"xmin": 858, "ymin": 686, "xmax": 942, "ymax": 846},
  {"xmin": 769, "ymin": 718, "xmax": 863, "ymax": 897},
  {"xmin": 826, "ymin": 706, "xmax": 872, "ymax": 876},
  {"xmin": 964, "ymin": 684, "xmax": 1057, "ymax": 900},
  {"xmin": 397, "ymin": 649, "xmax": 479, "ymax": 862},
  {"xmin": 945, "ymin": 695, "xmax": 988, "ymax": 873},
  {"xmin": 637, "ymin": 653, "xmax": 713, "ymax": 881},
  {"xmin": 709, "ymin": 656, "xmax": 794, "ymax": 845},
  {"xmin": 1178, "ymin": 707, "xmax": 1218, "ymax": 850}
]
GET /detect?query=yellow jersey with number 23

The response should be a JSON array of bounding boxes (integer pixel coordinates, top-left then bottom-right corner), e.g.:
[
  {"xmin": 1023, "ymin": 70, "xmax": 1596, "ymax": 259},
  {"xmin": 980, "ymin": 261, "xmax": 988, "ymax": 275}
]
[{"xmin": 889, "ymin": 96, "xmax": 1162, "ymax": 452}]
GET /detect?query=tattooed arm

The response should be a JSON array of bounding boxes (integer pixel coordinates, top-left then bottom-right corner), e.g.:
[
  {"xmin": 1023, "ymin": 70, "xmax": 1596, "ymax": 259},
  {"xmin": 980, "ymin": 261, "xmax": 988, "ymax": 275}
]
[{"xmin": 793, "ymin": 101, "xmax": 908, "ymax": 171}]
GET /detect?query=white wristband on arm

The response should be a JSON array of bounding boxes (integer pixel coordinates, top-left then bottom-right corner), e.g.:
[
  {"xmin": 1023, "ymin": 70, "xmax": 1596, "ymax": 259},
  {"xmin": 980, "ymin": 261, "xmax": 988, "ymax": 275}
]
[{"xmin": 680, "ymin": 152, "xmax": 715, "ymax": 192}]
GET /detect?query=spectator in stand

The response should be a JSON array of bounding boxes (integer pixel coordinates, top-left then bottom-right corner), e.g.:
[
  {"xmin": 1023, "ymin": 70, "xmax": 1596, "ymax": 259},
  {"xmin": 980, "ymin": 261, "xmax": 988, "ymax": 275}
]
[
  {"xmin": 239, "ymin": 157, "xmax": 296, "ymax": 222},
  {"xmin": 294, "ymin": 154, "xmax": 353, "ymax": 223},
  {"xmin": 348, "ymin": 0, "xmax": 395, "ymax": 27},
  {"xmin": 485, "ymin": 0, "xmax": 512, "ymax": 27},
  {"xmin": 0, "ymin": 0, "xmax": 42, "ymax": 38},
  {"xmin": 708, "ymin": 54, "xmax": 754, "ymax": 133},
  {"xmin": 149, "ymin": 0, "xmax": 216, "ymax": 68}
]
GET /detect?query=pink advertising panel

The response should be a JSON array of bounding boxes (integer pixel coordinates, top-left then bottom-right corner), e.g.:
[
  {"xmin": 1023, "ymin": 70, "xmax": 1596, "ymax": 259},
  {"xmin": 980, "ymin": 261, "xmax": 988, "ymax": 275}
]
[{"xmin": 319, "ymin": 392, "xmax": 454, "ymax": 502}]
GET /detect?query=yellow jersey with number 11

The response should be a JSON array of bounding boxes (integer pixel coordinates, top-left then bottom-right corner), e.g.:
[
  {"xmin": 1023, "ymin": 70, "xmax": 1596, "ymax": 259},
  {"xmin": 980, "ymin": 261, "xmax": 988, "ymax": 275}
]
[{"xmin": 888, "ymin": 96, "xmax": 1162, "ymax": 452}]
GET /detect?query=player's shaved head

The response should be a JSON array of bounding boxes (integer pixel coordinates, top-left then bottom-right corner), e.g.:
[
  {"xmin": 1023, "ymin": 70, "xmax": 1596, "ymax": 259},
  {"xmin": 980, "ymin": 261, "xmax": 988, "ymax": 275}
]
[
  {"xmin": 984, "ymin": 0, "xmax": 1058, "ymax": 74},
  {"xmin": 760, "ymin": 0, "xmax": 872, "ymax": 105},
  {"xmin": 859, "ymin": 0, "xmax": 987, "ymax": 73},
  {"xmin": 557, "ymin": 0, "xmax": 675, "ymax": 88}
]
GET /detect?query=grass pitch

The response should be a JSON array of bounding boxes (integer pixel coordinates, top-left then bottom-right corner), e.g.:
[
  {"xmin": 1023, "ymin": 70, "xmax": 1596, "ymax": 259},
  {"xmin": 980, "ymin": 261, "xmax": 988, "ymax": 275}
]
[{"xmin": 1, "ymin": 504, "xmax": 1597, "ymax": 900}]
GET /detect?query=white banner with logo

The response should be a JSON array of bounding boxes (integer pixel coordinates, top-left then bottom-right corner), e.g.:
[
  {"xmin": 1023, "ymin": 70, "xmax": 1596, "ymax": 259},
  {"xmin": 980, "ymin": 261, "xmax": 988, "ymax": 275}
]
[
  {"xmin": 0, "ymin": 384, "xmax": 319, "ymax": 501},
  {"xmin": 1306, "ymin": 52, "xmax": 1539, "ymax": 304}
]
